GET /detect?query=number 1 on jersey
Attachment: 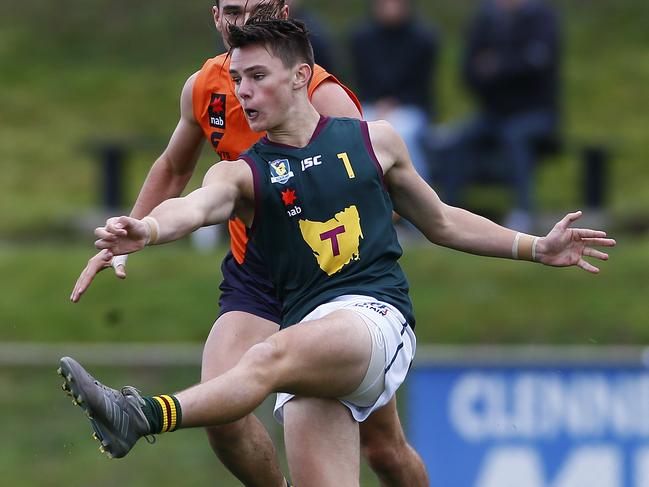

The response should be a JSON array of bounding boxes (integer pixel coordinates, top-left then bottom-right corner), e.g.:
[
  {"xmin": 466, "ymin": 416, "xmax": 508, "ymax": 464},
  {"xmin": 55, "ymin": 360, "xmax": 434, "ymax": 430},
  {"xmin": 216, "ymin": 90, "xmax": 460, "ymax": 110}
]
[{"xmin": 337, "ymin": 152, "xmax": 355, "ymax": 179}]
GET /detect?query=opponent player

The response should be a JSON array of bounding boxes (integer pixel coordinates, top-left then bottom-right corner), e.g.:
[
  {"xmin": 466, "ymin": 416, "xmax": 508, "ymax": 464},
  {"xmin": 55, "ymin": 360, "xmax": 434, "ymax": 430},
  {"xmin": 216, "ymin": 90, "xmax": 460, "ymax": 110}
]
[
  {"xmin": 70, "ymin": 1, "xmax": 429, "ymax": 486},
  {"xmin": 62, "ymin": 17, "xmax": 615, "ymax": 486}
]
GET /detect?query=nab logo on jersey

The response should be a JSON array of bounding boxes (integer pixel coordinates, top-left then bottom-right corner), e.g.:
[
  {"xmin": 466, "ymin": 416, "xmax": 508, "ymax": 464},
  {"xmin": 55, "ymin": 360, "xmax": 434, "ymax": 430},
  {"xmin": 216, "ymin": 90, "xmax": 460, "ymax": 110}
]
[
  {"xmin": 269, "ymin": 159, "xmax": 294, "ymax": 184},
  {"xmin": 208, "ymin": 93, "xmax": 226, "ymax": 129},
  {"xmin": 281, "ymin": 188, "xmax": 302, "ymax": 217}
]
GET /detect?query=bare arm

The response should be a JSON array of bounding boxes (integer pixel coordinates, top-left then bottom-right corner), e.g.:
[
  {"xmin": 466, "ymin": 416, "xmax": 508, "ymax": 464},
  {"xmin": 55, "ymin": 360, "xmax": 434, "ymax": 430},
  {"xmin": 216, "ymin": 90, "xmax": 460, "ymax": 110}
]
[
  {"xmin": 371, "ymin": 121, "xmax": 615, "ymax": 272},
  {"xmin": 310, "ymin": 80, "xmax": 362, "ymax": 119},
  {"xmin": 94, "ymin": 159, "xmax": 254, "ymax": 255},
  {"xmin": 71, "ymin": 72, "xmax": 206, "ymax": 301}
]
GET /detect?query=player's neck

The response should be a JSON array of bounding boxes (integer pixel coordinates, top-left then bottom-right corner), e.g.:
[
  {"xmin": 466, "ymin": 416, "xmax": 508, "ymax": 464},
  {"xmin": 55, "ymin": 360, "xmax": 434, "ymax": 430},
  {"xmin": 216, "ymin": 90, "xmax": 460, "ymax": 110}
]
[{"xmin": 266, "ymin": 103, "xmax": 322, "ymax": 148}]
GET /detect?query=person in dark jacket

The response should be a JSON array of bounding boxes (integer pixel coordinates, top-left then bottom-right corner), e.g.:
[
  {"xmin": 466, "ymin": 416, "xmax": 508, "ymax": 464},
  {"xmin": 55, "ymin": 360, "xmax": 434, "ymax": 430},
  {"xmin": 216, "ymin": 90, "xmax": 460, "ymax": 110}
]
[
  {"xmin": 443, "ymin": 0, "xmax": 560, "ymax": 232},
  {"xmin": 349, "ymin": 0, "xmax": 439, "ymax": 184}
]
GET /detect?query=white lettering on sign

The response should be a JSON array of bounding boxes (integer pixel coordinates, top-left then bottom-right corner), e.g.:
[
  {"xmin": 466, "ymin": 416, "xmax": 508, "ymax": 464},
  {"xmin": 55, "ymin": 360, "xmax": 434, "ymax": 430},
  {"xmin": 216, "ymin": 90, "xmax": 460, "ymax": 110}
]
[
  {"xmin": 449, "ymin": 372, "xmax": 649, "ymax": 441},
  {"xmin": 634, "ymin": 447, "xmax": 649, "ymax": 487},
  {"xmin": 475, "ymin": 446, "xmax": 621, "ymax": 487}
]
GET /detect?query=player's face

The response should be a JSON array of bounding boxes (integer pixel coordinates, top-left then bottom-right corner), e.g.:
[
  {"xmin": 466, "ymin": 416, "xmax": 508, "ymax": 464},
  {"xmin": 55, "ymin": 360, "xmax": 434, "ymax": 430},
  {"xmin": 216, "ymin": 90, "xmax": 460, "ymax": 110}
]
[
  {"xmin": 230, "ymin": 44, "xmax": 295, "ymax": 132},
  {"xmin": 213, "ymin": 1, "xmax": 289, "ymax": 48}
]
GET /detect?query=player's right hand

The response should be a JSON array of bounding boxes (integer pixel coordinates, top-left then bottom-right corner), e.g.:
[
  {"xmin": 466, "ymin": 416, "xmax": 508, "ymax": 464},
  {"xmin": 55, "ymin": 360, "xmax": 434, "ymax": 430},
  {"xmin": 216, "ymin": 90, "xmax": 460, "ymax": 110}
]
[
  {"xmin": 70, "ymin": 250, "xmax": 127, "ymax": 303},
  {"xmin": 94, "ymin": 216, "xmax": 150, "ymax": 255}
]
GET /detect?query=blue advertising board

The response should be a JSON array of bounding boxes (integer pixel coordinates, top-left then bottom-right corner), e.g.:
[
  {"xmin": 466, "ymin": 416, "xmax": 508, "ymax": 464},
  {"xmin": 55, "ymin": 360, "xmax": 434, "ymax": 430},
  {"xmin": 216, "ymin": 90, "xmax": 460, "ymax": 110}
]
[{"xmin": 408, "ymin": 361, "xmax": 649, "ymax": 487}]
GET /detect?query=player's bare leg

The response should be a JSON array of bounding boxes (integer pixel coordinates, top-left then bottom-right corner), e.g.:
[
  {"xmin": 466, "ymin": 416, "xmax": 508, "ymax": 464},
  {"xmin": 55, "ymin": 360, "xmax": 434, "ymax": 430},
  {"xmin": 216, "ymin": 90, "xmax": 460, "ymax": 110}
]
[
  {"xmin": 360, "ymin": 396, "xmax": 429, "ymax": 486},
  {"xmin": 61, "ymin": 310, "xmax": 373, "ymax": 480},
  {"xmin": 284, "ymin": 397, "xmax": 360, "ymax": 487},
  {"xmin": 201, "ymin": 311, "xmax": 287, "ymax": 487},
  {"xmin": 179, "ymin": 310, "xmax": 372, "ymax": 424}
]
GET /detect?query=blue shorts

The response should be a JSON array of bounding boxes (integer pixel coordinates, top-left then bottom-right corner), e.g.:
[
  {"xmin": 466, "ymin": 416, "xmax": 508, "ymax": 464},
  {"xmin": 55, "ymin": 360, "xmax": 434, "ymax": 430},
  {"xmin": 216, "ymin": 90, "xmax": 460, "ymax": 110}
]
[{"xmin": 218, "ymin": 245, "xmax": 282, "ymax": 325}]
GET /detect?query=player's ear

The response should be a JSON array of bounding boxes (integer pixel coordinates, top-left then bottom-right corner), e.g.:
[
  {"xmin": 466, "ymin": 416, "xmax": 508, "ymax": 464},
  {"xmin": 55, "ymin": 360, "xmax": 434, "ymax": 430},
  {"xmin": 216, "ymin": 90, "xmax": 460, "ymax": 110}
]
[
  {"xmin": 212, "ymin": 6, "xmax": 222, "ymax": 33},
  {"xmin": 293, "ymin": 63, "xmax": 311, "ymax": 90},
  {"xmin": 280, "ymin": 5, "xmax": 289, "ymax": 19}
]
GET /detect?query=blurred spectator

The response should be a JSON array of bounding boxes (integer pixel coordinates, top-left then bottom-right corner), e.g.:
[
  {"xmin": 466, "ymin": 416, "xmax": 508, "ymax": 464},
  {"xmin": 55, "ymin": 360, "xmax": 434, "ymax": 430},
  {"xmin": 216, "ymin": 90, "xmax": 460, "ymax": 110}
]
[
  {"xmin": 440, "ymin": 0, "xmax": 560, "ymax": 232},
  {"xmin": 287, "ymin": 0, "xmax": 336, "ymax": 73},
  {"xmin": 349, "ymin": 0, "xmax": 439, "ymax": 184}
]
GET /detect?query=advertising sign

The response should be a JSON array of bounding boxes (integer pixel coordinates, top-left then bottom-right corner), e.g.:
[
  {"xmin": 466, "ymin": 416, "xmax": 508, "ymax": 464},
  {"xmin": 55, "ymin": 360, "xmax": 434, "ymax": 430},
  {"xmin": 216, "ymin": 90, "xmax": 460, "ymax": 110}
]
[{"xmin": 408, "ymin": 350, "xmax": 649, "ymax": 487}]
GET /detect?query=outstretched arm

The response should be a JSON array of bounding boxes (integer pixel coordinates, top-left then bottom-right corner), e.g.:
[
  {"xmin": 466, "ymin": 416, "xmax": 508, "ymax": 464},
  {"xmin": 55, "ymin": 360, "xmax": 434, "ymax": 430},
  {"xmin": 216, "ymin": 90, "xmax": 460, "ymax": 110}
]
[
  {"xmin": 71, "ymin": 73, "xmax": 205, "ymax": 302},
  {"xmin": 93, "ymin": 159, "xmax": 253, "ymax": 256},
  {"xmin": 372, "ymin": 121, "xmax": 615, "ymax": 272}
]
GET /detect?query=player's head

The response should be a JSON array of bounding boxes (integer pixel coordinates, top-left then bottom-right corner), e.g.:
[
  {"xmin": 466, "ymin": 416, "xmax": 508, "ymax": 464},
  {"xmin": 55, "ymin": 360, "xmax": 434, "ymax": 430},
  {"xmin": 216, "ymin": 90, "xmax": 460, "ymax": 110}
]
[
  {"xmin": 213, "ymin": 0, "xmax": 289, "ymax": 48},
  {"xmin": 371, "ymin": 0, "xmax": 412, "ymax": 27},
  {"xmin": 228, "ymin": 18, "xmax": 314, "ymax": 132}
]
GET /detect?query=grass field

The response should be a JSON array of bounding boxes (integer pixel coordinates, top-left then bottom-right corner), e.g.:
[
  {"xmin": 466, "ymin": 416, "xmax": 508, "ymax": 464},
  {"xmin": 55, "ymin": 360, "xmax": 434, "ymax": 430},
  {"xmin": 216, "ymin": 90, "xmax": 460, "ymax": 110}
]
[
  {"xmin": 2, "ymin": 1, "xmax": 648, "ymax": 483},
  {"xmin": 2, "ymin": 238, "xmax": 643, "ymax": 485},
  {"xmin": 0, "ymin": 237, "xmax": 644, "ymax": 346}
]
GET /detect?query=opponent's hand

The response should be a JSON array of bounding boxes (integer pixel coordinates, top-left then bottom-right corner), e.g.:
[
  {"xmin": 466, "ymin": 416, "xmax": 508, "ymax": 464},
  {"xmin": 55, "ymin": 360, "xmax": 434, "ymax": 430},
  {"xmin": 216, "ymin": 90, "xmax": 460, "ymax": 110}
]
[
  {"xmin": 70, "ymin": 250, "xmax": 128, "ymax": 303},
  {"xmin": 536, "ymin": 211, "xmax": 616, "ymax": 273},
  {"xmin": 94, "ymin": 216, "xmax": 150, "ymax": 255}
]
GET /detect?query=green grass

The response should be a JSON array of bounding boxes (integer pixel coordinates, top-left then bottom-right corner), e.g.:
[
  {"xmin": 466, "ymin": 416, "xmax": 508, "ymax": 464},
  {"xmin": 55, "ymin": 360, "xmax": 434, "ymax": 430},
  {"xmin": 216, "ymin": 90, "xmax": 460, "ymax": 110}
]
[
  {"xmin": 0, "ymin": 238, "xmax": 643, "ymax": 345},
  {"xmin": 2, "ymin": 1, "xmax": 648, "ymax": 482},
  {"xmin": 0, "ymin": 238, "xmax": 643, "ymax": 485}
]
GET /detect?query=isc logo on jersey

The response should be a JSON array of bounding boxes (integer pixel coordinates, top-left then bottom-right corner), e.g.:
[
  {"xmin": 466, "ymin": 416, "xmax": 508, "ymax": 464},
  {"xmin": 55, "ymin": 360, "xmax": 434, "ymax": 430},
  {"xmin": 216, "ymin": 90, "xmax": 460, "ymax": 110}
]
[{"xmin": 301, "ymin": 155, "xmax": 322, "ymax": 171}]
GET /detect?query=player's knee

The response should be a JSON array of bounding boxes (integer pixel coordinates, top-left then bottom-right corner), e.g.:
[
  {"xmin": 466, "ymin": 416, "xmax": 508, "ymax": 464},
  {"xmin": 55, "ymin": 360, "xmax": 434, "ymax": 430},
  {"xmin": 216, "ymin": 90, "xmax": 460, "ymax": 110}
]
[{"xmin": 243, "ymin": 337, "xmax": 288, "ymax": 386}]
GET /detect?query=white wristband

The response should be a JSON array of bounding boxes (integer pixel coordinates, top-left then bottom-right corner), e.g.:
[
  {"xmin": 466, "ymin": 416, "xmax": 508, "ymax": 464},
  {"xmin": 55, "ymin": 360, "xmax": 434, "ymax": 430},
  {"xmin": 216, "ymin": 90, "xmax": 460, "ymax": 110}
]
[
  {"xmin": 531, "ymin": 236, "xmax": 540, "ymax": 262},
  {"xmin": 511, "ymin": 232, "xmax": 522, "ymax": 260},
  {"xmin": 111, "ymin": 254, "xmax": 128, "ymax": 270}
]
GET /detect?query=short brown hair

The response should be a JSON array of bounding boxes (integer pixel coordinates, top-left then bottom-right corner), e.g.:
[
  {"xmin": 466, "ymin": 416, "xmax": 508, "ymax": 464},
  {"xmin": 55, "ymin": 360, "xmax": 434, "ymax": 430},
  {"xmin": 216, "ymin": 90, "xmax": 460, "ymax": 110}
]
[
  {"xmin": 228, "ymin": 17, "xmax": 314, "ymax": 72},
  {"xmin": 215, "ymin": 0, "xmax": 286, "ymax": 11}
]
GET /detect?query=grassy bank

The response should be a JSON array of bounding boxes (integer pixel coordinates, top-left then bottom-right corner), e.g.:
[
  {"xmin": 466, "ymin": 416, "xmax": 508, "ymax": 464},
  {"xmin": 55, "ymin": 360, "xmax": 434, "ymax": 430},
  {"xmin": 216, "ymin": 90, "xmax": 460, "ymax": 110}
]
[{"xmin": 1, "ymin": 237, "xmax": 643, "ymax": 345}]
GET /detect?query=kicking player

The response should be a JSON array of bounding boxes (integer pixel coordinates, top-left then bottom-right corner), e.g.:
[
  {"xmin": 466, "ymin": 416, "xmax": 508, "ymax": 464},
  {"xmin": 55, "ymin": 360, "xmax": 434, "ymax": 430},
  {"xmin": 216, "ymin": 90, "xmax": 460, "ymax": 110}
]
[
  {"xmin": 62, "ymin": 17, "xmax": 615, "ymax": 486},
  {"xmin": 70, "ymin": 1, "xmax": 428, "ymax": 486}
]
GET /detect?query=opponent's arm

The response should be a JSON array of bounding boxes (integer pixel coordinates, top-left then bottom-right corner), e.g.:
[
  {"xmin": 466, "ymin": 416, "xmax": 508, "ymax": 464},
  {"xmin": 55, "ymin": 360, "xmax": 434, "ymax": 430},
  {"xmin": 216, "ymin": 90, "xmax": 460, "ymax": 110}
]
[
  {"xmin": 373, "ymin": 121, "xmax": 615, "ymax": 272},
  {"xmin": 310, "ymin": 80, "xmax": 362, "ymax": 119},
  {"xmin": 94, "ymin": 160, "xmax": 252, "ymax": 255},
  {"xmin": 71, "ymin": 73, "xmax": 205, "ymax": 302}
]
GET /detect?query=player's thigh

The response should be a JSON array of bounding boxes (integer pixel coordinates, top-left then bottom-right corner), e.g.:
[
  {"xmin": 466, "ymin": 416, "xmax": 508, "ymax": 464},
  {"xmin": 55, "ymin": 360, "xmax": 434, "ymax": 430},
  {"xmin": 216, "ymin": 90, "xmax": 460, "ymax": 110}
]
[
  {"xmin": 202, "ymin": 311, "xmax": 279, "ymax": 381},
  {"xmin": 269, "ymin": 309, "xmax": 372, "ymax": 398},
  {"xmin": 359, "ymin": 395, "xmax": 406, "ymax": 447},
  {"xmin": 284, "ymin": 397, "xmax": 360, "ymax": 487}
]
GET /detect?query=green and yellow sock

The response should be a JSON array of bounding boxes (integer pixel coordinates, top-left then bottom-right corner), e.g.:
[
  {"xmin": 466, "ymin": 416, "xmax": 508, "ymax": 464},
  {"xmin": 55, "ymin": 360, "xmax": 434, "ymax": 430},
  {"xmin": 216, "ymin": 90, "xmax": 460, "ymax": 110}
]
[{"xmin": 141, "ymin": 395, "xmax": 182, "ymax": 434}]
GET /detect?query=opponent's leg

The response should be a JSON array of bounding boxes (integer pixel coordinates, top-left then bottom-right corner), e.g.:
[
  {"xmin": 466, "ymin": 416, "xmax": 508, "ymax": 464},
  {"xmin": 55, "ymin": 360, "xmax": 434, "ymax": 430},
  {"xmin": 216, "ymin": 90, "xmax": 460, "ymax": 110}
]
[
  {"xmin": 360, "ymin": 396, "xmax": 429, "ymax": 486},
  {"xmin": 284, "ymin": 397, "xmax": 360, "ymax": 487},
  {"xmin": 201, "ymin": 311, "xmax": 286, "ymax": 487}
]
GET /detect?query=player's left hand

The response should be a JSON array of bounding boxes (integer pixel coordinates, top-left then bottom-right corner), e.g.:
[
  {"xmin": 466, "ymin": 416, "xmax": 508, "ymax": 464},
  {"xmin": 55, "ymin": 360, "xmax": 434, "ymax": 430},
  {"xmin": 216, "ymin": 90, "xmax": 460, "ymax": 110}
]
[{"xmin": 535, "ymin": 211, "xmax": 616, "ymax": 273}]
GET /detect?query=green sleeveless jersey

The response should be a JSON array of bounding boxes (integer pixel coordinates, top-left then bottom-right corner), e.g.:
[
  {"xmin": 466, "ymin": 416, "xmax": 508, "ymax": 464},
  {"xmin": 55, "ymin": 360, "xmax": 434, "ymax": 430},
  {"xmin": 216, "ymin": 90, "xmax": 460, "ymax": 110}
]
[{"xmin": 241, "ymin": 116, "xmax": 415, "ymax": 329}]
